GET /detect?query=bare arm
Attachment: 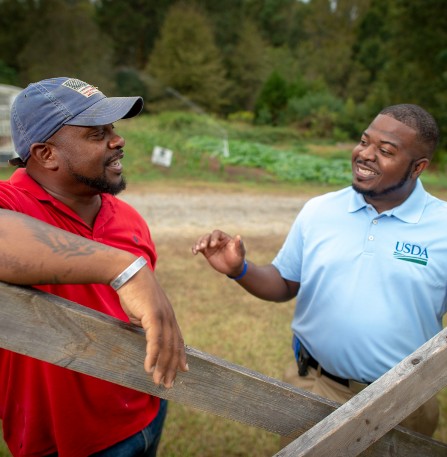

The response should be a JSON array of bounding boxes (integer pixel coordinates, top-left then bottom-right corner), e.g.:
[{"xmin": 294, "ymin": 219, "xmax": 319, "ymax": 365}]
[
  {"xmin": 192, "ymin": 230, "xmax": 299, "ymax": 302},
  {"xmin": 0, "ymin": 209, "xmax": 188, "ymax": 387}
]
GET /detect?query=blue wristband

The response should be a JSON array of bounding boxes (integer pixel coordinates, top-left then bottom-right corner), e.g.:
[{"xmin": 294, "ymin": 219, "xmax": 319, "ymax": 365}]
[{"xmin": 227, "ymin": 260, "xmax": 248, "ymax": 280}]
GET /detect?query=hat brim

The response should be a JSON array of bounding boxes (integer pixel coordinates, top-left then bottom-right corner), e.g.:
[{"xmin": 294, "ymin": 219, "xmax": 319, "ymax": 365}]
[{"xmin": 65, "ymin": 96, "xmax": 143, "ymax": 127}]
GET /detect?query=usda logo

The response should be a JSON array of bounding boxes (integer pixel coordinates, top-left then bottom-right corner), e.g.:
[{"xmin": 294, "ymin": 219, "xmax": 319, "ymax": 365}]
[{"xmin": 393, "ymin": 242, "xmax": 428, "ymax": 266}]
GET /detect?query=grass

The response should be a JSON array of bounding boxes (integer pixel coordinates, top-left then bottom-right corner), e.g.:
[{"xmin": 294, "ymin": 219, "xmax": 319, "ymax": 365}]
[
  {"xmin": 155, "ymin": 234, "xmax": 294, "ymax": 456},
  {"xmin": 1, "ymin": 112, "xmax": 447, "ymax": 455}
]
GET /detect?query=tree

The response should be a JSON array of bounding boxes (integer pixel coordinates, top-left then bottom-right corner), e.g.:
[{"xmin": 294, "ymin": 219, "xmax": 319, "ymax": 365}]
[
  {"xmin": 379, "ymin": 0, "xmax": 447, "ymax": 108},
  {"xmin": 18, "ymin": 0, "xmax": 114, "ymax": 91},
  {"xmin": 226, "ymin": 20, "xmax": 270, "ymax": 112},
  {"xmin": 254, "ymin": 70, "xmax": 289, "ymax": 125},
  {"xmin": 115, "ymin": 68, "xmax": 148, "ymax": 100},
  {"xmin": 145, "ymin": 3, "xmax": 229, "ymax": 113},
  {"xmin": 244, "ymin": 0, "xmax": 304, "ymax": 47},
  {"xmin": 344, "ymin": 0, "xmax": 391, "ymax": 103},
  {"xmin": 94, "ymin": 0, "xmax": 175, "ymax": 69},
  {"xmin": 294, "ymin": 0, "xmax": 371, "ymax": 97},
  {"xmin": 0, "ymin": 60, "xmax": 18, "ymax": 86},
  {"xmin": 348, "ymin": 0, "xmax": 389, "ymax": 95},
  {"xmin": 190, "ymin": 0, "xmax": 246, "ymax": 51},
  {"xmin": 362, "ymin": 0, "xmax": 447, "ymax": 154},
  {"xmin": 0, "ymin": 0, "xmax": 37, "ymax": 81}
]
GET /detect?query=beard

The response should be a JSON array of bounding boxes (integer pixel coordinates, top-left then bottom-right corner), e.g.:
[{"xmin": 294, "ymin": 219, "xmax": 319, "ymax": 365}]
[
  {"xmin": 69, "ymin": 169, "xmax": 127, "ymax": 195},
  {"xmin": 352, "ymin": 160, "xmax": 414, "ymax": 199}
]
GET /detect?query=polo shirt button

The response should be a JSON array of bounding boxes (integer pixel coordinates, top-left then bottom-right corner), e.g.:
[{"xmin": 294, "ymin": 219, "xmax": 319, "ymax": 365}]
[
  {"xmin": 372, "ymin": 219, "xmax": 378, "ymax": 224},
  {"xmin": 368, "ymin": 235, "xmax": 374, "ymax": 241}
]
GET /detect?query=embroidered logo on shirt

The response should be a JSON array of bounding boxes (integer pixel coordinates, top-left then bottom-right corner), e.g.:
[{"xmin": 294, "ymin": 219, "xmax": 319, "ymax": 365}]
[
  {"xmin": 62, "ymin": 78, "xmax": 101, "ymax": 97},
  {"xmin": 394, "ymin": 241, "xmax": 428, "ymax": 266}
]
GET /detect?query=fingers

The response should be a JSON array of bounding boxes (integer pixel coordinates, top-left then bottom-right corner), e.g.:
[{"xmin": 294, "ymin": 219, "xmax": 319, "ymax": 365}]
[
  {"xmin": 117, "ymin": 268, "xmax": 188, "ymax": 389},
  {"xmin": 143, "ymin": 313, "xmax": 188, "ymax": 388},
  {"xmin": 191, "ymin": 233, "xmax": 212, "ymax": 255},
  {"xmin": 234, "ymin": 234, "xmax": 246, "ymax": 258},
  {"xmin": 191, "ymin": 230, "xmax": 230, "ymax": 254}
]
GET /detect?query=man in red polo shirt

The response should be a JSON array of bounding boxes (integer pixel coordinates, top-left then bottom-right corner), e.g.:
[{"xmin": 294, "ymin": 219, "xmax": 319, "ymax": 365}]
[{"xmin": 0, "ymin": 77, "xmax": 188, "ymax": 457}]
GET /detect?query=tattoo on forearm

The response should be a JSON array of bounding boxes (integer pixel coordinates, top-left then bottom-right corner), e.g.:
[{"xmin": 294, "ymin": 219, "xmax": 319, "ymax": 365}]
[
  {"xmin": 30, "ymin": 221, "xmax": 109, "ymax": 258},
  {"xmin": 0, "ymin": 211, "xmax": 113, "ymax": 283},
  {"xmin": 37, "ymin": 232, "xmax": 104, "ymax": 257}
]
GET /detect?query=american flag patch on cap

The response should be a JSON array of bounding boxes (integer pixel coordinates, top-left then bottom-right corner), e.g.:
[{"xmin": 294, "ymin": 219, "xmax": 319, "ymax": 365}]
[{"xmin": 62, "ymin": 78, "xmax": 101, "ymax": 97}]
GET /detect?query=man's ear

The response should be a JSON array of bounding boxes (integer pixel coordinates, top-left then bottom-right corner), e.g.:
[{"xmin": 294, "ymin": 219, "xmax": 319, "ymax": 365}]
[
  {"xmin": 29, "ymin": 143, "xmax": 58, "ymax": 169},
  {"xmin": 412, "ymin": 157, "xmax": 430, "ymax": 179}
]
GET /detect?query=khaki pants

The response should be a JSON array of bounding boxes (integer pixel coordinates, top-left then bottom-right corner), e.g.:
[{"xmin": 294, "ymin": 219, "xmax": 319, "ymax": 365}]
[{"xmin": 280, "ymin": 361, "xmax": 439, "ymax": 447}]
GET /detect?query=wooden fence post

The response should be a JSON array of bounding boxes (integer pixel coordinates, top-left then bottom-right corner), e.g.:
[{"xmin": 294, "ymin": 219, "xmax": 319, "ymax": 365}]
[
  {"xmin": 275, "ymin": 327, "xmax": 447, "ymax": 456},
  {"xmin": 0, "ymin": 282, "xmax": 446, "ymax": 456}
]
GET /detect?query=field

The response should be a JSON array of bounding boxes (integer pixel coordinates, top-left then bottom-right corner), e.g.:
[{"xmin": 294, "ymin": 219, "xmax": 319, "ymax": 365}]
[
  {"xmin": 1, "ymin": 181, "xmax": 447, "ymax": 456},
  {"xmin": 1, "ymin": 112, "xmax": 447, "ymax": 455}
]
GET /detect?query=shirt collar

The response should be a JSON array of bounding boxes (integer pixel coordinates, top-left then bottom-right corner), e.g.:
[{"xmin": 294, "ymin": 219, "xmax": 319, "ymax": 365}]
[
  {"xmin": 348, "ymin": 179, "xmax": 427, "ymax": 223},
  {"xmin": 8, "ymin": 168, "xmax": 115, "ymax": 226},
  {"xmin": 9, "ymin": 168, "xmax": 54, "ymax": 202}
]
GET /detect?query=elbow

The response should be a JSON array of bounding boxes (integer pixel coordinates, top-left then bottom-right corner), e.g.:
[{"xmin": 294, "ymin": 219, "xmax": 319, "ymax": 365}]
[
  {"xmin": 281, "ymin": 278, "xmax": 299, "ymax": 302},
  {"xmin": 273, "ymin": 293, "xmax": 296, "ymax": 303}
]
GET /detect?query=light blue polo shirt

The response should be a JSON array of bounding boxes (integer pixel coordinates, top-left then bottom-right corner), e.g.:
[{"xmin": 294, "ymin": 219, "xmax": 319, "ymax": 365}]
[{"xmin": 272, "ymin": 180, "xmax": 447, "ymax": 383}]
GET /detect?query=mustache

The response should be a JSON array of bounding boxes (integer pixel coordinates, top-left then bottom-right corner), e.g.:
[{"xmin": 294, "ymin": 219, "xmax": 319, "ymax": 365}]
[{"xmin": 105, "ymin": 150, "xmax": 124, "ymax": 165}]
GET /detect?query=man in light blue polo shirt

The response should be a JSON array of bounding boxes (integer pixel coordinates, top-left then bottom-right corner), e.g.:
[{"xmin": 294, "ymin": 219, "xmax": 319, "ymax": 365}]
[{"xmin": 192, "ymin": 104, "xmax": 445, "ymax": 437}]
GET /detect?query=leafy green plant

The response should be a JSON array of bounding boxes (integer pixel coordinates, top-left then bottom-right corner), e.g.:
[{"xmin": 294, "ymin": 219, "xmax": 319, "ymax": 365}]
[{"xmin": 111, "ymin": 112, "xmax": 447, "ymax": 190}]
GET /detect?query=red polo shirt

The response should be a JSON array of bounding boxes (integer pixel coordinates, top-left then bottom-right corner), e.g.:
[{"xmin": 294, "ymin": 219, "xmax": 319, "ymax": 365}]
[{"xmin": 0, "ymin": 169, "xmax": 160, "ymax": 456}]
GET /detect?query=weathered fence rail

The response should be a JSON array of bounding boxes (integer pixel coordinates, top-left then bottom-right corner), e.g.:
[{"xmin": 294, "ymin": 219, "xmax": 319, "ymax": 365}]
[{"xmin": 0, "ymin": 281, "xmax": 446, "ymax": 456}]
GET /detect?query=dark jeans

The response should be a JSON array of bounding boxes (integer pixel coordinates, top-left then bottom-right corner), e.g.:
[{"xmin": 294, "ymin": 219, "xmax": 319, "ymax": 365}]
[
  {"xmin": 91, "ymin": 400, "xmax": 168, "ymax": 457},
  {"xmin": 45, "ymin": 399, "xmax": 168, "ymax": 457}
]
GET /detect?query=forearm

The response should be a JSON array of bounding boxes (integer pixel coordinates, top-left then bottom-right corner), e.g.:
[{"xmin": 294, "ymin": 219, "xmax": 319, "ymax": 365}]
[
  {"xmin": 231, "ymin": 262, "xmax": 296, "ymax": 302},
  {"xmin": 0, "ymin": 209, "xmax": 135, "ymax": 286}
]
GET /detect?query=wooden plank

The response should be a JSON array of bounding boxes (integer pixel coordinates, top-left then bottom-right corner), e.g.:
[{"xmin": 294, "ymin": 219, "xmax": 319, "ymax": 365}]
[
  {"xmin": 0, "ymin": 282, "xmax": 446, "ymax": 456},
  {"xmin": 275, "ymin": 326, "xmax": 447, "ymax": 457}
]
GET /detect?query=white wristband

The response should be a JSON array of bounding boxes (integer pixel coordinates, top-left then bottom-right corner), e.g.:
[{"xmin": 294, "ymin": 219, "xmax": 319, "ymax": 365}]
[{"xmin": 110, "ymin": 256, "xmax": 147, "ymax": 291}]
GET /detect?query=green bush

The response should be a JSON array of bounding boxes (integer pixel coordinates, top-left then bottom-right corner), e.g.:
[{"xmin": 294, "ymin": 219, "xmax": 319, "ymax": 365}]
[
  {"xmin": 254, "ymin": 71, "xmax": 289, "ymax": 125},
  {"xmin": 227, "ymin": 111, "xmax": 255, "ymax": 123}
]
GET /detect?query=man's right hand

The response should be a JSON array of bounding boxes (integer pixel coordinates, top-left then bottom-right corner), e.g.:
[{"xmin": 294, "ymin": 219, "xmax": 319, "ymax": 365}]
[
  {"xmin": 116, "ymin": 265, "xmax": 188, "ymax": 389},
  {"xmin": 191, "ymin": 229, "xmax": 246, "ymax": 277},
  {"xmin": 191, "ymin": 227, "xmax": 300, "ymax": 303}
]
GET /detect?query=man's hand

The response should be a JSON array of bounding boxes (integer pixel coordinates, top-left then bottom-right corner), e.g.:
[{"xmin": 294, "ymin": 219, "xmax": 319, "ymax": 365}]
[
  {"xmin": 191, "ymin": 230, "xmax": 246, "ymax": 277},
  {"xmin": 192, "ymin": 228, "xmax": 300, "ymax": 303},
  {"xmin": 117, "ymin": 266, "xmax": 188, "ymax": 388}
]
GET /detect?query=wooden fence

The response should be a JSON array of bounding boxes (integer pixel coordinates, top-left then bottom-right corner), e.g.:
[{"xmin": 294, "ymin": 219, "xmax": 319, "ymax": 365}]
[{"xmin": 1, "ymin": 281, "xmax": 447, "ymax": 456}]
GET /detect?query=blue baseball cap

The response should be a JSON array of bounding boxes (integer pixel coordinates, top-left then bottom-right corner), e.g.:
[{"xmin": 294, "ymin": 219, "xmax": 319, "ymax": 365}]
[{"xmin": 10, "ymin": 77, "xmax": 143, "ymax": 162}]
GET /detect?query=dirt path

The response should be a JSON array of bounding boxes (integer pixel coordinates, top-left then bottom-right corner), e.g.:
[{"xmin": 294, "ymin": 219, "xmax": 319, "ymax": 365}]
[
  {"xmin": 121, "ymin": 181, "xmax": 447, "ymax": 241},
  {"xmin": 121, "ymin": 188, "xmax": 311, "ymax": 240}
]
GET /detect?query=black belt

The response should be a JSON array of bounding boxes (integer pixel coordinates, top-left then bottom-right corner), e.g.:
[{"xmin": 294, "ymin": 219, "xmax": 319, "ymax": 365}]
[
  {"xmin": 306, "ymin": 354, "xmax": 349, "ymax": 387},
  {"xmin": 293, "ymin": 335, "xmax": 371, "ymax": 388},
  {"xmin": 293, "ymin": 334, "xmax": 350, "ymax": 387}
]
